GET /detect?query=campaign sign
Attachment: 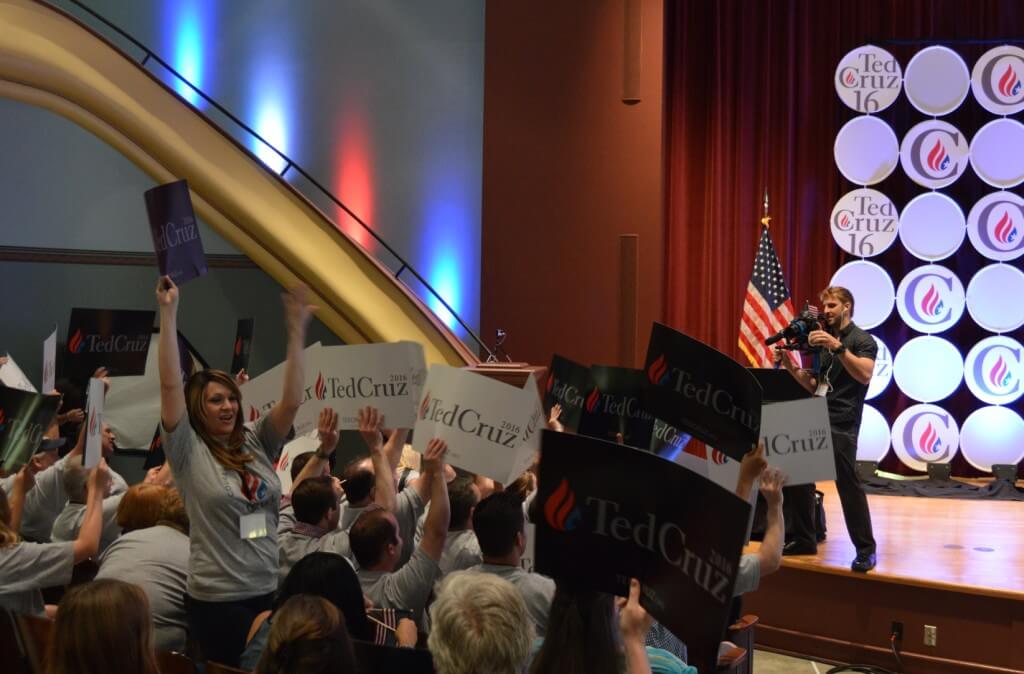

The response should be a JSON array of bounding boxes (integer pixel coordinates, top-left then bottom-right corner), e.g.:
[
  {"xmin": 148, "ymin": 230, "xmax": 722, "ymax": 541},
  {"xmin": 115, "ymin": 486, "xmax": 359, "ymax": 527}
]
[
  {"xmin": 644, "ymin": 322, "xmax": 762, "ymax": 461},
  {"xmin": 42, "ymin": 327, "xmax": 57, "ymax": 393},
  {"xmin": 230, "ymin": 318, "xmax": 255, "ymax": 375},
  {"xmin": 0, "ymin": 386, "xmax": 61, "ymax": 473},
  {"xmin": 577, "ymin": 365, "xmax": 655, "ymax": 449},
  {"xmin": 304, "ymin": 342, "xmax": 427, "ymax": 430},
  {"xmin": 83, "ymin": 378, "xmax": 105, "ymax": 469},
  {"xmin": 240, "ymin": 343, "xmax": 323, "ymax": 436},
  {"xmin": 760, "ymin": 397, "xmax": 836, "ymax": 486},
  {"xmin": 66, "ymin": 308, "xmax": 154, "ymax": 379},
  {"xmin": 535, "ymin": 430, "xmax": 750, "ymax": 674},
  {"xmin": 650, "ymin": 418, "xmax": 692, "ymax": 459},
  {"xmin": 144, "ymin": 179, "xmax": 208, "ymax": 285},
  {"xmin": 413, "ymin": 365, "xmax": 541, "ymax": 484},
  {"xmin": 542, "ymin": 354, "xmax": 592, "ymax": 432},
  {"xmin": 0, "ymin": 354, "xmax": 37, "ymax": 393}
]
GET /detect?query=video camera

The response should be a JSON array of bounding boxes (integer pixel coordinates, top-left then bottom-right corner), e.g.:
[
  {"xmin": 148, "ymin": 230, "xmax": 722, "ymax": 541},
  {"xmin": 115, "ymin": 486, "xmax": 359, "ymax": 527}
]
[{"xmin": 764, "ymin": 304, "xmax": 822, "ymax": 351}]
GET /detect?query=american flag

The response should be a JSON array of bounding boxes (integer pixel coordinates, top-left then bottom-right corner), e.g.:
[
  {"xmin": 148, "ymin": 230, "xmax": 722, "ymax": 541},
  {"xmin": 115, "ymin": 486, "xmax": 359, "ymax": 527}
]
[{"xmin": 738, "ymin": 225, "xmax": 797, "ymax": 367}]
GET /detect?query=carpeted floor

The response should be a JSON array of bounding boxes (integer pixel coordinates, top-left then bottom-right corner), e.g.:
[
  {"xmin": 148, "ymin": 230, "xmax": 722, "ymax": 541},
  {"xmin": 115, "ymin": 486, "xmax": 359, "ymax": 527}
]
[{"xmin": 754, "ymin": 650, "xmax": 833, "ymax": 673}]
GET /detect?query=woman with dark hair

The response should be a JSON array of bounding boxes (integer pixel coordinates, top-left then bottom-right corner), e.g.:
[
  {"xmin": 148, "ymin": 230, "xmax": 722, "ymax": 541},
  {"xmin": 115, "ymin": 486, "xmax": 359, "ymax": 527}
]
[
  {"xmin": 254, "ymin": 594, "xmax": 357, "ymax": 674},
  {"xmin": 44, "ymin": 578, "xmax": 159, "ymax": 674},
  {"xmin": 156, "ymin": 275, "xmax": 314, "ymax": 666},
  {"xmin": 240, "ymin": 551, "xmax": 417, "ymax": 670},
  {"xmin": 530, "ymin": 578, "xmax": 693, "ymax": 674}
]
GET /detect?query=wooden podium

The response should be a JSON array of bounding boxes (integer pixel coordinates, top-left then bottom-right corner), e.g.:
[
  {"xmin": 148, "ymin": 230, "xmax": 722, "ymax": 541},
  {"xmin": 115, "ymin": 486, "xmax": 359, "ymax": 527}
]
[{"xmin": 468, "ymin": 362, "xmax": 546, "ymax": 391}]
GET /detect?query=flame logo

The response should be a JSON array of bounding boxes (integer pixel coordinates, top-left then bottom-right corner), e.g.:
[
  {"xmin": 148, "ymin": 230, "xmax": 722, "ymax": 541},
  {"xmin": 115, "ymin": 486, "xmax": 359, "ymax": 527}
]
[
  {"xmin": 998, "ymin": 62, "xmax": 1022, "ymax": 98},
  {"xmin": 545, "ymin": 373, "xmax": 554, "ymax": 393},
  {"xmin": 69, "ymin": 329, "xmax": 85, "ymax": 354},
  {"xmin": 844, "ymin": 70, "xmax": 856, "ymax": 86},
  {"xmin": 277, "ymin": 450, "xmax": 290, "ymax": 472},
  {"xmin": 838, "ymin": 213, "xmax": 851, "ymax": 230},
  {"xmin": 419, "ymin": 392, "xmax": 431, "ymax": 420},
  {"xmin": 544, "ymin": 478, "xmax": 581, "ymax": 531},
  {"xmin": 151, "ymin": 435, "xmax": 162, "ymax": 450},
  {"xmin": 920, "ymin": 284, "xmax": 944, "ymax": 317},
  {"xmin": 918, "ymin": 421, "xmax": 943, "ymax": 456},
  {"xmin": 248, "ymin": 406, "xmax": 261, "ymax": 422},
  {"xmin": 711, "ymin": 448, "xmax": 727, "ymax": 465},
  {"xmin": 88, "ymin": 410, "xmax": 98, "ymax": 436},
  {"xmin": 993, "ymin": 210, "xmax": 1018, "ymax": 245},
  {"xmin": 314, "ymin": 372, "xmax": 327, "ymax": 401},
  {"xmin": 926, "ymin": 138, "xmax": 950, "ymax": 173},
  {"xmin": 585, "ymin": 387, "xmax": 601, "ymax": 414},
  {"xmin": 234, "ymin": 337, "xmax": 242, "ymax": 356},
  {"xmin": 647, "ymin": 354, "xmax": 669, "ymax": 385},
  {"xmin": 989, "ymin": 355, "xmax": 1012, "ymax": 389}
]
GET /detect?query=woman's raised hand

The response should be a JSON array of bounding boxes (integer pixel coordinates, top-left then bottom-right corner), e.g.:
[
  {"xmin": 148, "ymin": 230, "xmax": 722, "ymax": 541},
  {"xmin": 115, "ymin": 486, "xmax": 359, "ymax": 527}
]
[
  {"xmin": 155, "ymin": 276, "xmax": 179, "ymax": 312},
  {"xmin": 282, "ymin": 283, "xmax": 317, "ymax": 334}
]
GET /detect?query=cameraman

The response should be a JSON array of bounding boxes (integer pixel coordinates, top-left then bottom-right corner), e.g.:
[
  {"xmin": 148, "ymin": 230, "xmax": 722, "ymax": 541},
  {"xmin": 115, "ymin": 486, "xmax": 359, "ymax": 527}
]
[{"xmin": 773, "ymin": 286, "xmax": 877, "ymax": 572}]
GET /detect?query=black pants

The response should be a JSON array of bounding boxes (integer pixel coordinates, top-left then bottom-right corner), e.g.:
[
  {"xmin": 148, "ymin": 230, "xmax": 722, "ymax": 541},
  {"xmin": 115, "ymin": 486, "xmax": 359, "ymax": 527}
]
[
  {"xmin": 185, "ymin": 592, "xmax": 274, "ymax": 667},
  {"xmin": 783, "ymin": 429, "xmax": 876, "ymax": 555}
]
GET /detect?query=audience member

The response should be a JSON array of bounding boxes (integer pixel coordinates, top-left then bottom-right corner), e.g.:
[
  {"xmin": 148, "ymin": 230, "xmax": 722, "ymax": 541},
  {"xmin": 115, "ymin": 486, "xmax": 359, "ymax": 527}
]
[
  {"xmin": 156, "ymin": 275, "xmax": 313, "ymax": 666},
  {"xmin": 50, "ymin": 461, "xmax": 123, "ymax": 553},
  {"xmin": 0, "ymin": 459, "xmax": 109, "ymax": 616},
  {"xmin": 470, "ymin": 490, "xmax": 555, "ymax": 636},
  {"xmin": 279, "ymin": 475, "xmax": 352, "ymax": 580},
  {"xmin": 96, "ymin": 487, "xmax": 190, "ymax": 653},
  {"xmin": 413, "ymin": 475, "xmax": 482, "ymax": 574},
  {"xmin": 351, "ymin": 438, "xmax": 449, "ymax": 623},
  {"xmin": 253, "ymin": 594, "xmax": 357, "ymax": 674},
  {"xmin": 428, "ymin": 570, "xmax": 533, "ymax": 674}
]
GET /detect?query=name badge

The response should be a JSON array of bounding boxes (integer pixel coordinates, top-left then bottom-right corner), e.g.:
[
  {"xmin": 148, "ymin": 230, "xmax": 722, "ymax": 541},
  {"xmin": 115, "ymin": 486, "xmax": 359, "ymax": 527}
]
[
  {"xmin": 814, "ymin": 382, "xmax": 829, "ymax": 398},
  {"xmin": 240, "ymin": 512, "xmax": 269, "ymax": 540}
]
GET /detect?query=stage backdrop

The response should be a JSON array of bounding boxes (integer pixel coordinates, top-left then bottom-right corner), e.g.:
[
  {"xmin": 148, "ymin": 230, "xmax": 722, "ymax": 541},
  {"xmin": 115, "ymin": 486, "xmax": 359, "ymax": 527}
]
[{"xmin": 665, "ymin": 0, "xmax": 1024, "ymax": 477}]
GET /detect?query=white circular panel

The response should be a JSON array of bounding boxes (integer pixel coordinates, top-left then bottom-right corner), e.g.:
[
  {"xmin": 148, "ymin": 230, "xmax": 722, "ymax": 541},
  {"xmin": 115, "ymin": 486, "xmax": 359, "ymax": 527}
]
[
  {"xmin": 971, "ymin": 46, "xmax": 1024, "ymax": 115},
  {"xmin": 835, "ymin": 116, "xmax": 900, "ymax": 186},
  {"xmin": 830, "ymin": 260, "xmax": 895, "ymax": 329},
  {"xmin": 899, "ymin": 120, "xmax": 970, "ymax": 189},
  {"xmin": 964, "ymin": 336, "xmax": 1024, "ymax": 405},
  {"xmin": 967, "ymin": 192, "xmax": 1024, "ymax": 261},
  {"xmin": 966, "ymin": 264, "xmax": 1024, "ymax": 333},
  {"xmin": 904, "ymin": 46, "xmax": 970, "ymax": 116},
  {"xmin": 830, "ymin": 189, "xmax": 899, "ymax": 257},
  {"xmin": 969, "ymin": 119, "xmax": 1024, "ymax": 188},
  {"xmin": 857, "ymin": 404, "xmax": 891, "ymax": 462},
  {"xmin": 893, "ymin": 336, "xmax": 964, "ymax": 402},
  {"xmin": 896, "ymin": 264, "xmax": 966, "ymax": 334},
  {"xmin": 835, "ymin": 46, "xmax": 903, "ymax": 113},
  {"xmin": 898, "ymin": 192, "xmax": 966, "ymax": 262},
  {"xmin": 865, "ymin": 335, "xmax": 893, "ymax": 401},
  {"xmin": 959, "ymin": 406, "xmax": 1024, "ymax": 473},
  {"xmin": 891, "ymin": 404, "xmax": 959, "ymax": 472}
]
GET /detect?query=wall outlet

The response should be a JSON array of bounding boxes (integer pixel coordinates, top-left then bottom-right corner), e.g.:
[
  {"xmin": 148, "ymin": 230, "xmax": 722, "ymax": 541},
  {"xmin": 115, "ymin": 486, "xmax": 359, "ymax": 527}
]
[{"xmin": 924, "ymin": 625, "xmax": 937, "ymax": 647}]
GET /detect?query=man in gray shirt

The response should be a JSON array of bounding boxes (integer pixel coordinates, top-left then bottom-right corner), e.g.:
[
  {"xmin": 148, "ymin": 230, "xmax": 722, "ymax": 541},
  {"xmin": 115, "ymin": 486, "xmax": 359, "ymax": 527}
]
[
  {"xmin": 469, "ymin": 490, "xmax": 555, "ymax": 637},
  {"xmin": 50, "ymin": 461, "xmax": 123, "ymax": 553},
  {"xmin": 414, "ymin": 475, "xmax": 482, "ymax": 575},
  {"xmin": 351, "ymin": 438, "xmax": 450, "ymax": 624},
  {"xmin": 278, "ymin": 475, "xmax": 354, "ymax": 582}
]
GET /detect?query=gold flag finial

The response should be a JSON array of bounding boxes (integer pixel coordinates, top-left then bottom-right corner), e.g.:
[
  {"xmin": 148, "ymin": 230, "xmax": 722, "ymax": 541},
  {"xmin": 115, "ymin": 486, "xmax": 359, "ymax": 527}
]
[{"xmin": 760, "ymin": 187, "xmax": 771, "ymax": 228}]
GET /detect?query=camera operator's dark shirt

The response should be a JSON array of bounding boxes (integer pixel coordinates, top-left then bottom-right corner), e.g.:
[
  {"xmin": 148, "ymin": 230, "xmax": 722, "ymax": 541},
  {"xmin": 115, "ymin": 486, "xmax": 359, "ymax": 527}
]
[{"xmin": 818, "ymin": 321, "xmax": 877, "ymax": 436}]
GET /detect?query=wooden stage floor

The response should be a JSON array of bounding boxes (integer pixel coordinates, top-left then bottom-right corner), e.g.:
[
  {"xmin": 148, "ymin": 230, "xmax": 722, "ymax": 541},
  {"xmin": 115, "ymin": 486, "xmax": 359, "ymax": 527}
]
[{"xmin": 744, "ymin": 480, "xmax": 1024, "ymax": 674}]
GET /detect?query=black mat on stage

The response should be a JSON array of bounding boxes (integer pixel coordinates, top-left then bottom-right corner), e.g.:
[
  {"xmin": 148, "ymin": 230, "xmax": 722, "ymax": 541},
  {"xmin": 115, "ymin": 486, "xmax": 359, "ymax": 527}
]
[{"xmin": 862, "ymin": 476, "xmax": 1024, "ymax": 501}]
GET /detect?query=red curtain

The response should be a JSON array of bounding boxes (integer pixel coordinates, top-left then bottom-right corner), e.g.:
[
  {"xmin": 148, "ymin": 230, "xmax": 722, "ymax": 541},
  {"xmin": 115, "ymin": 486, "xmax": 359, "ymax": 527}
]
[{"xmin": 664, "ymin": 0, "xmax": 1024, "ymax": 476}]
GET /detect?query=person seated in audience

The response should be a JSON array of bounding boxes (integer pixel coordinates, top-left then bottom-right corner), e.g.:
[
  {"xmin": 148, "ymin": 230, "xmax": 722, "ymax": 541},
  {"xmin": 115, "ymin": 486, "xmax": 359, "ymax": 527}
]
[
  {"xmin": 469, "ymin": 490, "xmax": 555, "ymax": 636},
  {"xmin": 413, "ymin": 475, "xmax": 483, "ymax": 575},
  {"xmin": 428, "ymin": 570, "xmax": 533, "ymax": 674},
  {"xmin": 242, "ymin": 551, "xmax": 417, "ymax": 669},
  {"xmin": 0, "ymin": 459, "xmax": 110, "ymax": 617},
  {"xmin": 531, "ymin": 578, "xmax": 690, "ymax": 674},
  {"xmin": 96, "ymin": 485, "xmax": 190, "ymax": 653},
  {"xmin": 279, "ymin": 476, "xmax": 353, "ymax": 580},
  {"xmin": 44, "ymin": 578, "xmax": 160, "ymax": 674},
  {"xmin": 253, "ymin": 594, "xmax": 358, "ymax": 674},
  {"xmin": 350, "ymin": 438, "xmax": 449, "ymax": 624},
  {"xmin": 50, "ymin": 460, "xmax": 123, "ymax": 553}
]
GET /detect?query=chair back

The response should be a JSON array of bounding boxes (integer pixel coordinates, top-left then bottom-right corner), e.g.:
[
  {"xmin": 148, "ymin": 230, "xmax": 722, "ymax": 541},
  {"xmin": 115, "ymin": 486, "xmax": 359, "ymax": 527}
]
[{"xmin": 155, "ymin": 650, "xmax": 199, "ymax": 674}]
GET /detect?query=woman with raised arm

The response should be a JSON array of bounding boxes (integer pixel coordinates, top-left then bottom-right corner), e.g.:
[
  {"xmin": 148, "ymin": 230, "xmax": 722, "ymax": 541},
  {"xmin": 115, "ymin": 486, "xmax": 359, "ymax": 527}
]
[{"xmin": 155, "ymin": 275, "xmax": 315, "ymax": 667}]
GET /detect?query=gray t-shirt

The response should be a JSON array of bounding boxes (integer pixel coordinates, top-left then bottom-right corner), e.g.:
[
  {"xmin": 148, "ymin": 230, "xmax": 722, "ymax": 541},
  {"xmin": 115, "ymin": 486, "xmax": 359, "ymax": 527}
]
[
  {"xmin": 471, "ymin": 563, "xmax": 555, "ymax": 636},
  {"xmin": 5, "ymin": 456, "xmax": 127, "ymax": 542},
  {"xmin": 278, "ymin": 526, "xmax": 353, "ymax": 583},
  {"xmin": 96, "ymin": 525, "xmax": 189, "ymax": 652},
  {"xmin": 733, "ymin": 553, "xmax": 760, "ymax": 596},
  {"xmin": 357, "ymin": 547, "xmax": 441, "ymax": 623},
  {"xmin": 161, "ymin": 414, "xmax": 286, "ymax": 601},
  {"xmin": 342, "ymin": 484, "xmax": 425, "ymax": 569},
  {"xmin": 439, "ymin": 529, "xmax": 482, "ymax": 574},
  {"xmin": 0, "ymin": 541, "xmax": 74, "ymax": 616},
  {"xmin": 50, "ymin": 493, "xmax": 124, "ymax": 554}
]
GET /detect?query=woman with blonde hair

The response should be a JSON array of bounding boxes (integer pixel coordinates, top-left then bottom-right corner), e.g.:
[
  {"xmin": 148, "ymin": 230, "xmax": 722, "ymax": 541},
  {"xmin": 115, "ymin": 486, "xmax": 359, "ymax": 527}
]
[
  {"xmin": 0, "ymin": 459, "xmax": 110, "ymax": 616},
  {"xmin": 156, "ymin": 275, "xmax": 315, "ymax": 666},
  {"xmin": 44, "ymin": 578, "xmax": 159, "ymax": 674},
  {"xmin": 254, "ymin": 594, "xmax": 357, "ymax": 674}
]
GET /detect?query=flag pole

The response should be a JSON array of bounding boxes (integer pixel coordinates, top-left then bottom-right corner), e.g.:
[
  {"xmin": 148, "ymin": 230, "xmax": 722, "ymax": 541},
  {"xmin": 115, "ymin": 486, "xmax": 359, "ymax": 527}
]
[{"xmin": 761, "ymin": 187, "xmax": 771, "ymax": 228}]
